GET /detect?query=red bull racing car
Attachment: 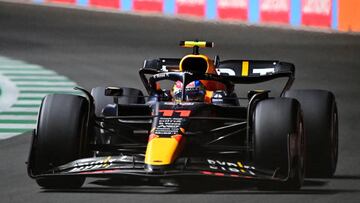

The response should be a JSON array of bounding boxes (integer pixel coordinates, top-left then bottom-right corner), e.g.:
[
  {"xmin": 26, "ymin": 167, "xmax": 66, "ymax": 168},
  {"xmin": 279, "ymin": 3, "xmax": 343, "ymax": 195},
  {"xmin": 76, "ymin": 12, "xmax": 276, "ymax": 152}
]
[{"xmin": 27, "ymin": 41, "xmax": 338, "ymax": 190}]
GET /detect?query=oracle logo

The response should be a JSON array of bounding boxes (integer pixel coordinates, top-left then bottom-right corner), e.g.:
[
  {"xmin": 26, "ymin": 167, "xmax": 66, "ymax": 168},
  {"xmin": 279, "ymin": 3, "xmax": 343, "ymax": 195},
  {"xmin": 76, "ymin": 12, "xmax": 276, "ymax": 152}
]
[
  {"xmin": 176, "ymin": 0, "xmax": 205, "ymax": 6},
  {"xmin": 216, "ymin": 68, "xmax": 236, "ymax": 76},
  {"xmin": 260, "ymin": 0, "xmax": 289, "ymax": 12},
  {"xmin": 302, "ymin": 0, "xmax": 331, "ymax": 15},
  {"xmin": 218, "ymin": 0, "xmax": 247, "ymax": 9}
]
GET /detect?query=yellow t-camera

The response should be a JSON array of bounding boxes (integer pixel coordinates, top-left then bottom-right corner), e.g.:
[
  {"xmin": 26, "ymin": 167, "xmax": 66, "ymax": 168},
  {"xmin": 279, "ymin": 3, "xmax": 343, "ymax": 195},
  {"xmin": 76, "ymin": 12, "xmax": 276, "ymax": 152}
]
[{"xmin": 179, "ymin": 40, "xmax": 214, "ymax": 55}]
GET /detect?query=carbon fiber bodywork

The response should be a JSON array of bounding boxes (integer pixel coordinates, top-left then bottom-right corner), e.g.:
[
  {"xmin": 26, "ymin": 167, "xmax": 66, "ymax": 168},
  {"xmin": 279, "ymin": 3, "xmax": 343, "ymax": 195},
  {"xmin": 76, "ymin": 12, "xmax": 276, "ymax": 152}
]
[{"xmin": 27, "ymin": 57, "xmax": 301, "ymax": 186}]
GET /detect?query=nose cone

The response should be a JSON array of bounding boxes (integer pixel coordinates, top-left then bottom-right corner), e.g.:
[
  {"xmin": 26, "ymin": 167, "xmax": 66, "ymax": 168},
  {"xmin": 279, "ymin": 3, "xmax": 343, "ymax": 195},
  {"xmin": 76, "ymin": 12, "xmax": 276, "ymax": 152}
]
[{"xmin": 145, "ymin": 135, "xmax": 183, "ymax": 166}]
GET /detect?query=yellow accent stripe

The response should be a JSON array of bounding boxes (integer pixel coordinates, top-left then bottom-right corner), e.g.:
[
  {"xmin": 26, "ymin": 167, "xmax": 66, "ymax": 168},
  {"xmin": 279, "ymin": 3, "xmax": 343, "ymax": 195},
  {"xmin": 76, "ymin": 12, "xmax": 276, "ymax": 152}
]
[
  {"xmin": 241, "ymin": 61, "xmax": 249, "ymax": 76},
  {"xmin": 237, "ymin": 161, "xmax": 246, "ymax": 173},
  {"xmin": 103, "ymin": 156, "xmax": 112, "ymax": 168},
  {"xmin": 180, "ymin": 128, "xmax": 185, "ymax": 134},
  {"xmin": 183, "ymin": 41, "xmax": 207, "ymax": 48}
]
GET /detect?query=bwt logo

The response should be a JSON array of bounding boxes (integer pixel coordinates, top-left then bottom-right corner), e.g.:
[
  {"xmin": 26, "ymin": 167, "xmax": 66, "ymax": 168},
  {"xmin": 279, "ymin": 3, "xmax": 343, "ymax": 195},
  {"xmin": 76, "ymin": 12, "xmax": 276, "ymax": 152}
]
[
  {"xmin": 302, "ymin": 0, "xmax": 331, "ymax": 15},
  {"xmin": 260, "ymin": 0, "xmax": 290, "ymax": 12},
  {"xmin": 176, "ymin": 0, "xmax": 205, "ymax": 6},
  {"xmin": 218, "ymin": 0, "xmax": 248, "ymax": 9}
]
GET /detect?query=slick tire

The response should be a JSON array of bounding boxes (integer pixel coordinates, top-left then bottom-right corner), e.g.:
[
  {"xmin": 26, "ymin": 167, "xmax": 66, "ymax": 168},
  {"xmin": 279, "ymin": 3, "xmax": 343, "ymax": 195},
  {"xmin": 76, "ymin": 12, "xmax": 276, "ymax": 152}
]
[
  {"xmin": 33, "ymin": 94, "xmax": 89, "ymax": 189},
  {"xmin": 91, "ymin": 87, "xmax": 145, "ymax": 117},
  {"xmin": 254, "ymin": 98, "xmax": 305, "ymax": 190},
  {"xmin": 284, "ymin": 89, "xmax": 338, "ymax": 178}
]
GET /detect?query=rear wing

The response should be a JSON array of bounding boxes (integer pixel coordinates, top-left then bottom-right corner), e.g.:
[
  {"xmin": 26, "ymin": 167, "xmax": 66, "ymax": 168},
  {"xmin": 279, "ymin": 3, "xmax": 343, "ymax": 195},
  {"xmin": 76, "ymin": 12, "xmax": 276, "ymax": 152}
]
[
  {"xmin": 140, "ymin": 58, "xmax": 295, "ymax": 95},
  {"xmin": 217, "ymin": 60, "xmax": 295, "ymax": 83},
  {"xmin": 142, "ymin": 58, "xmax": 181, "ymax": 72}
]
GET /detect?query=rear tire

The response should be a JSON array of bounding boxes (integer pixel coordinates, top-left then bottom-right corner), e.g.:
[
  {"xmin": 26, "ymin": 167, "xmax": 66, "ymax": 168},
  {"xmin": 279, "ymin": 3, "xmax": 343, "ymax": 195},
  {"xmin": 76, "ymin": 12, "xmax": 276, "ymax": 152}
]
[
  {"xmin": 32, "ymin": 94, "xmax": 89, "ymax": 189},
  {"xmin": 254, "ymin": 98, "xmax": 305, "ymax": 190},
  {"xmin": 284, "ymin": 89, "xmax": 338, "ymax": 178}
]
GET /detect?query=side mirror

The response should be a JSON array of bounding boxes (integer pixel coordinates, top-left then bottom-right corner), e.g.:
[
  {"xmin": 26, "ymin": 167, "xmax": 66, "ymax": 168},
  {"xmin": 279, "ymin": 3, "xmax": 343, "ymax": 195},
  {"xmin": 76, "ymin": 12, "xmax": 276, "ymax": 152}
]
[{"xmin": 105, "ymin": 87, "xmax": 123, "ymax": 96}]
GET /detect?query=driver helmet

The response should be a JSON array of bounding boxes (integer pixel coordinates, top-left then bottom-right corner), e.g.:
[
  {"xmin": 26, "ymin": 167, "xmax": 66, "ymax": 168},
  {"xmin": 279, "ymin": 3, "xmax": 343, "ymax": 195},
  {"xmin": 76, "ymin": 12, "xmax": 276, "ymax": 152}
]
[{"xmin": 172, "ymin": 80, "xmax": 206, "ymax": 102}]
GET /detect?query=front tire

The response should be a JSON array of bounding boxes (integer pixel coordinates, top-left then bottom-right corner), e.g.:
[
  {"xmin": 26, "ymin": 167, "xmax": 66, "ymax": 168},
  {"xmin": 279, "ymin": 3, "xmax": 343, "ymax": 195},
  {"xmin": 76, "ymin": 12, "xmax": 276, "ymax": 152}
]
[
  {"xmin": 253, "ymin": 98, "xmax": 305, "ymax": 190},
  {"xmin": 32, "ymin": 94, "xmax": 89, "ymax": 189}
]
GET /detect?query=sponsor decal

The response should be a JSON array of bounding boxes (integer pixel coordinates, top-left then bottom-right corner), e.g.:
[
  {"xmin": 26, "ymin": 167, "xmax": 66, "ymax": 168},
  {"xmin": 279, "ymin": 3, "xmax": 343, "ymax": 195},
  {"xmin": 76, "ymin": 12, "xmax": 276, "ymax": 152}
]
[
  {"xmin": 176, "ymin": 0, "xmax": 205, "ymax": 6},
  {"xmin": 216, "ymin": 68, "xmax": 236, "ymax": 76},
  {"xmin": 48, "ymin": 0, "xmax": 76, "ymax": 3},
  {"xmin": 153, "ymin": 72, "xmax": 170, "ymax": 79},
  {"xmin": 69, "ymin": 156, "xmax": 114, "ymax": 172},
  {"xmin": 252, "ymin": 68, "xmax": 275, "ymax": 76},
  {"xmin": 217, "ymin": 0, "xmax": 248, "ymax": 21},
  {"xmin": 159, "ymin": 109, "xmax": 191, "ymax": 117},
  {"xmin": 163, "ymin": 102, "xmax": 176, "ymax": 105},
  {"xmin": 155, "ymin": 117, "xmax": 183, "ymax": 135},
  {"xmin": 154, "ymin": 117, "xmax": 183, "ymax": 135},
  {"xmin": 80, "ymin": 169, "xmax": 120, "ymax": 174},
  {"xmin": 175, "ymin": 80, "xmax": 182, "ymax": 88},
  {"xmin": 260, "ymin": 0, "xmax": 290, "ymax": 24},
  {"xmin": 180, "ymin": 102, "xmax": 195, "ymax": 106},
  {"xmin": 162, "ymin": 102, "xmax": 195, "ymax": 106},
  {"xmin": 68, "ymin": 156, "xmax": 136, "ymax": 173},
  {"xmin": 133, "ymin": 0, "xmax": 163, "ymax": 13},
  {"xmin": 200, "ymin": 170, "xmax": 254, "ymax": 178},
  {"xmin": 301, "ymin": 0, "xmax": 332, "ymax": 28},
  {"xmin": 302, "ymin": 0, "xmax": 332, "ymax": 15},
  {"xmin": 89, "ymin": 0, "xmax": 120, "ymax": 9},
  {"xmin": 207, "ymin": 159, "xmax": 256, "ymax": 175},
  {"xmin": 176, "ymin": 0, "xmax": 206, "ymax": 17},
  {"xmin": 155, "ymin": 110, "xmax": 190, "ymax": 135}
]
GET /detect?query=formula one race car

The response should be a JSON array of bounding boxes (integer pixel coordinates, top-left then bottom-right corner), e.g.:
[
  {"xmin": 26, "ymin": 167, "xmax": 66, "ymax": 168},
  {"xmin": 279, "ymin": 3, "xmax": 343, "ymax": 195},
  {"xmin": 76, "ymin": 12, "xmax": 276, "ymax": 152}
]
[{"xmin": 27, "ymin": 41, "xmax": 338, "ymax": 190}]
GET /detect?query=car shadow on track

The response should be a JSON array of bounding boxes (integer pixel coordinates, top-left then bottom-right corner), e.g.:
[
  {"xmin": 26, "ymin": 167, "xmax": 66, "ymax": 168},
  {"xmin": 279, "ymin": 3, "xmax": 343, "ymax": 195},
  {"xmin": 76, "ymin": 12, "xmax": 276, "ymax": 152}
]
[
  {"xmin": 332, "ymin": 175, "xmax": 360, "ymax": 180},
  {"xmin": 41, "ymin": 177, "xmax": 360, "ymax": 195}
]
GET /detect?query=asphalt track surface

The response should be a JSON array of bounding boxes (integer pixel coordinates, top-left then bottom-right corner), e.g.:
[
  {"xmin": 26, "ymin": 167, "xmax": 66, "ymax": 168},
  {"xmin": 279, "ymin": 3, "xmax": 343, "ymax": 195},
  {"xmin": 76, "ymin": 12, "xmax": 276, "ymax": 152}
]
[{"xmin": 1, "ymin": 2, "xmax": 360, "ymax": 202}]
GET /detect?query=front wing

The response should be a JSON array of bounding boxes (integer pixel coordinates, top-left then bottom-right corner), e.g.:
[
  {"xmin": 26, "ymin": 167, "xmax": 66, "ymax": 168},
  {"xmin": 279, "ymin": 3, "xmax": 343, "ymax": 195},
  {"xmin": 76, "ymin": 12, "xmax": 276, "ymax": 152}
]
[{"xmin": 28, "ymin": 155, "xmax": 289, "ymax": 182}]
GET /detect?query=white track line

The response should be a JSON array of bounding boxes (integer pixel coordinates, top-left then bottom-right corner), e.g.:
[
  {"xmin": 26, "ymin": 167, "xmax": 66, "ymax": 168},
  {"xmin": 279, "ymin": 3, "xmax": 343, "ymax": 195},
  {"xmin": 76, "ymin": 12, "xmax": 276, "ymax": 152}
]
[
  {"xmin": 0, "ymin": 74, "xmax": 19, "ymax": 112},
  {"xmin": 14, "ymin": 81, "xmax": 77, "ymax": 86},
  {"xmin": 0, "ymin": 133, "xmax": 25, "ymax": 140},
  {"xmin": 4, "ymin": 107, "xmax": 40, "ymax": 112},
  {"xmin": 19, "ymin": 93, "xmax": 78, "ymax": 98},
  {"xmin": 0, "ymin": 115, "xmax": 38, "ymax": 120},
  {"xmin": 18, "ymin": 87, "xmax": 76, "ymax": 91},
  {"xmin": 15, "ymin": 100, "xmax": 42, "ymax": 105},
  {"xmin": 6, "ymin": 75, "xmax": 68, "ymax": 80},
  {"xmin": 0, "ymin": 56, "xmax": 80, "ymax": 140},
  {"xmin": 0, "ymin": 70, "xmax": 57, "ymax": 74},
  {"xmin": 0, "ymin": 65, "xmax": 43, "ymax": 69},
  {"xmin": 0, "ymin": 123, "xmax": 36, "ymax": 129}
]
